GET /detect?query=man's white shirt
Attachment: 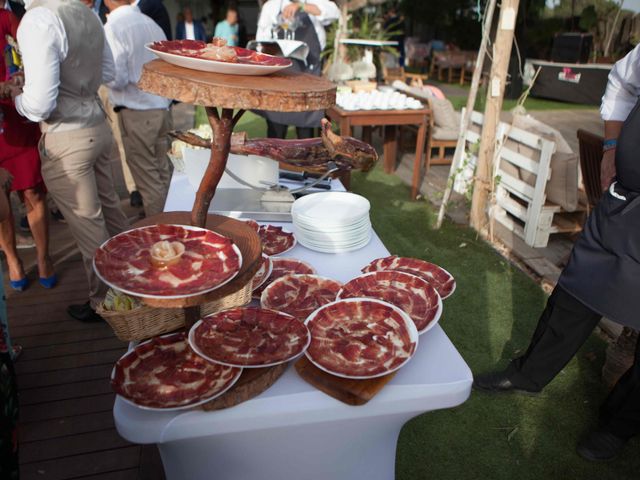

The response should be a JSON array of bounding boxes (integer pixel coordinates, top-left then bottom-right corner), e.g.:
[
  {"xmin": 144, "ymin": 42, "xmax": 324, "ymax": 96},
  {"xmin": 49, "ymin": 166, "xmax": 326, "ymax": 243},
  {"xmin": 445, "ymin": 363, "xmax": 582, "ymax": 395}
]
[
  {"xmin": 256, "ymin": 0, "xmax": 339, "ymax": 50},
  {"xmin": 601, "ymin": 43, "xmax": 640, "ymax": 122},
  {"xmin": 185, "ymin": 21, "xmax": 195, "ymax": 40},
  {"xmin": 14, "ymin": 3, "xmax": 115, "ymax": 127},
  {"xmin": 104, "ymin": 4, "xmax": 170, "ymax": 110}
]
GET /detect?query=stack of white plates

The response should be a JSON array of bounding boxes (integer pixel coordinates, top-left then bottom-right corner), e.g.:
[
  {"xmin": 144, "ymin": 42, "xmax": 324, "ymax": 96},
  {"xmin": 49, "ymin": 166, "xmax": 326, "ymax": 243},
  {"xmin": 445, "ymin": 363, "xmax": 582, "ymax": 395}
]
[{"xmin": 292, "ymin": 192, "xmax": 372, "ymax": 253}]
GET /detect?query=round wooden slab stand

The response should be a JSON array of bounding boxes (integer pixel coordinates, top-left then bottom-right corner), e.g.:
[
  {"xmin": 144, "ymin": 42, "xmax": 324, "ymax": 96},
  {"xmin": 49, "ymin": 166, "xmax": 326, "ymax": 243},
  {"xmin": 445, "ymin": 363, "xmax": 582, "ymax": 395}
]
[
  {"xmin": 139, "ymin": 60, "xmax": 336, "ymax": 112},
  {"xmin": 138, "ymin": 60, "xmax": 337, "ymax": 227},
  {"xmin": 135, "ymin": 61, "xmax": 336, "ymax": 409}
]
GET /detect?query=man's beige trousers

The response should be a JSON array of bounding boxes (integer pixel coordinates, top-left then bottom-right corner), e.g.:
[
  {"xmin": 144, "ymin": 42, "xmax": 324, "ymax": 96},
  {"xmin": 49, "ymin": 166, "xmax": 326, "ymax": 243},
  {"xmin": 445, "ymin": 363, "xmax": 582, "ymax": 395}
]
[
  {"xmin": 118, "ymin": 108, "xmax": 172, "ymax": 217},
  {"xmin": 39, "ymin": 121, "xmax": 129, "ymax": 307}
]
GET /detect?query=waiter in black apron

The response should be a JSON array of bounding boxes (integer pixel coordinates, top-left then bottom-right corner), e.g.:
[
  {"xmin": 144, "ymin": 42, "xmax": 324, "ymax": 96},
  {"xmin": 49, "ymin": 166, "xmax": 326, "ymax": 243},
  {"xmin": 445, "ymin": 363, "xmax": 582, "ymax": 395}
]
[
  {"xmin": 254, "ymin": 0, "xmax": 339, "ymax": 139},
  {"xmin": 474, "ymin": 46, "xmax": 640, "ymax": 462}
]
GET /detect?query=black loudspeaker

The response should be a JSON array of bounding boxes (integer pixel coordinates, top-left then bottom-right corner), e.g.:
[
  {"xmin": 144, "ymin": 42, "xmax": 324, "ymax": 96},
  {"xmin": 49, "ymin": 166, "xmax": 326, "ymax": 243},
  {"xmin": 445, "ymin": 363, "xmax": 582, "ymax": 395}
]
[{"xmin": 551, "ymin": 33, "xmax": 593, "ymax": 63}]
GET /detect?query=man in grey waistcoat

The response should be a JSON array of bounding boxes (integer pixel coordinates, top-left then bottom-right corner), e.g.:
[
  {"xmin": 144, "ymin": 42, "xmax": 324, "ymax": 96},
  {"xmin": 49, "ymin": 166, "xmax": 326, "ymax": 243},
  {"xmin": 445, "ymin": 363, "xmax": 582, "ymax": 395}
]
[{"xmin": 11, "ymin": 0, "xmax": 129, "ymax": 322}]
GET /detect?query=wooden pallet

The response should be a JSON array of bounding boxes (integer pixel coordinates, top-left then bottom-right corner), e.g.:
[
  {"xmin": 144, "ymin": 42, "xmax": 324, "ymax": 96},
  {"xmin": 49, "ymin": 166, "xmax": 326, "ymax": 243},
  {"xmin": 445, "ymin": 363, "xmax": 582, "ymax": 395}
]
[
  {"xmin": 492, "ymin": 186, "xmax": 586, "ymax": 248},
  {"xmin": 491, "ymin": 122, "xmax": 585, "ymax": 248}
]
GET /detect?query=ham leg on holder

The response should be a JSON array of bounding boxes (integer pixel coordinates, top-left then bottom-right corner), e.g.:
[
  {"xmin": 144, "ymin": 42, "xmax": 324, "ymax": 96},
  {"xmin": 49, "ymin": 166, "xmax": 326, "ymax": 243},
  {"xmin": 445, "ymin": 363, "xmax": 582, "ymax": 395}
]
[{"xmin": 170, "ymin": 119, "xmax": 378, "ymax": 172}]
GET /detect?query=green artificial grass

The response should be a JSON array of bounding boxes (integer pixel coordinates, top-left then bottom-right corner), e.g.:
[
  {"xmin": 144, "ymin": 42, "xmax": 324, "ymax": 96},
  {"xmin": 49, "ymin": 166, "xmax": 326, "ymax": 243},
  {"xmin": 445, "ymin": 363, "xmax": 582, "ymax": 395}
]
[
  {"xmin": 198, "ymin": 110, "xmax": 637, "ymax": 476},
  {"xmin": 448, "ymin": 94, "xmax": 599, "ymax": 112},
  {"xmin": 349, "ymin": 165, "xmax": 640, "ymax": 480},
  {"xmin": 421, "ymin": 79, "xmax": 599, "ymax": 112},
  {"xmin": 194, "ymin": 106, "xmax": 297, "ymax": 138}
]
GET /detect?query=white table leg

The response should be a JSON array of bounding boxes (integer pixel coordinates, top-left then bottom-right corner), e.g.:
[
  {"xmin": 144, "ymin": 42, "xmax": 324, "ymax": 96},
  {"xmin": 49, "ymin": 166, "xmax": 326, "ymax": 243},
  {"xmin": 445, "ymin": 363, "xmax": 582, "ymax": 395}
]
[{"xmin": 159, "ymin": 412, "xmax": 419, "ymax": 480}]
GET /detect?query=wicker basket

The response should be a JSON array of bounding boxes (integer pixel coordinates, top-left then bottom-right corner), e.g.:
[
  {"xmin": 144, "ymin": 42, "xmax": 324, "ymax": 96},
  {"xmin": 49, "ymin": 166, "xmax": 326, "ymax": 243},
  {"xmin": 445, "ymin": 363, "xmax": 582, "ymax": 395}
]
[{"xmin": 99, "ymin": 283, "xmax": 253, "ymax": 342}]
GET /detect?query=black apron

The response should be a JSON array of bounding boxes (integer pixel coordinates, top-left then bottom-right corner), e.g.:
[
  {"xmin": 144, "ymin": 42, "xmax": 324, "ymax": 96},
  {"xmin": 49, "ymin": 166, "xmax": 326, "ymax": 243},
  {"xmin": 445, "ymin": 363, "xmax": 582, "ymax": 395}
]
[
  {"xmin": 558, "ymin": 99, "xmax": 640, "ymax": 329},
  {"xmin": 255, "ymin": 10, "xmax": 324, "ymax": 128}
]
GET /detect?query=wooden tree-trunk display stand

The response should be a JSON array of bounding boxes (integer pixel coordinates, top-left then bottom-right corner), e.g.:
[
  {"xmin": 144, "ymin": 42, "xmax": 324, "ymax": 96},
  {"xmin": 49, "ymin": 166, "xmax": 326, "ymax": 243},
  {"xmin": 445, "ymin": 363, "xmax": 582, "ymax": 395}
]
[{"xmin": 136, "ymin": 60, "xmax": 336, "ymax": 408}]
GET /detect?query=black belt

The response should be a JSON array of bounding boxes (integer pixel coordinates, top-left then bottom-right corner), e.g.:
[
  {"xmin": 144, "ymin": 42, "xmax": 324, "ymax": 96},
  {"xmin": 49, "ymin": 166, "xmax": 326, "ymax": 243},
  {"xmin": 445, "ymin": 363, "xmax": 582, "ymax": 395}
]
[{"xmin": 113, "ymin": 106, "xmax": 128, "ymax": 113}]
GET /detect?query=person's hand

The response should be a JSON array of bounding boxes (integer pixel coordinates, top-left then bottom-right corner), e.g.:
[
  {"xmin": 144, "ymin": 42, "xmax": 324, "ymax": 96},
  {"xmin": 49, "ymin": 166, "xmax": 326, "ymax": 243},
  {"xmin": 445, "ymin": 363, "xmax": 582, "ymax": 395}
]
[
  {"xmin": 601, "ymin": 148, "xmax": 616, "ymax": 191},
  {"xmin": 282, "ymin": 2, "xmax": 300, "ymax": 20},
  {"xmin": 9, "ymin": 85, "xmax": 22, "ymax": 103},
  {"xmin": 9, "ymin": 73, "xmax": 24, "ymax": 88},
  {"xmin": 0, "ymin": 168, "xmax": 13, "ymax": 193}
]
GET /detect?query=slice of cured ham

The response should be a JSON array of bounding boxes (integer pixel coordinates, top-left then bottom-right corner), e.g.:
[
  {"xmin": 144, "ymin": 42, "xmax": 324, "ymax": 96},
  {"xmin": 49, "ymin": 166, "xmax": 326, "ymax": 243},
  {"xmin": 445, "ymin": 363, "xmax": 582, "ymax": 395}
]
[
  {"xmin": 258, "ymin": 224, "xmax": 296, "ymax": 256},
  {"xmin": 94, "ymin": 224, "xmax": 241, "ymax": 298},
  {"xmin": 261, "ymin": 274, "xmax": 342, "ymax": 322},
  {"xmin": 361, "ymin": 255, "xmax": 456, "ymax": 300},
  {"xmin": 338, "ymin": 271, "xmax": 442, "ymax": 334},
  {"xmin": 305, "ymin": 298, "xmax": 418, "ymax": 379},
  {"xmin": 111, "ymin": 332, "xmax": 241, "ymax": 410},
  {"xmin": 252, "ymin": 257, "xmax": 316, "ymax": 299},
  {"xmin": 251, "ymin": 254, "xmax": 273, "ymax": 292},
  {"xmin": 189, "ymin": 307, "xmax": 310, "ymax": 367}
]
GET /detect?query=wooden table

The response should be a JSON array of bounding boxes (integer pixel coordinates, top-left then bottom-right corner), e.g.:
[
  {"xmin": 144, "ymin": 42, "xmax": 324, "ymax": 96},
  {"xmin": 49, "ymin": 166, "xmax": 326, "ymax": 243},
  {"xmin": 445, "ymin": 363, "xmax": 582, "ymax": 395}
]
[{"xmin": 325, "ymin": 105, "xmax": 430, "ymax": 199}]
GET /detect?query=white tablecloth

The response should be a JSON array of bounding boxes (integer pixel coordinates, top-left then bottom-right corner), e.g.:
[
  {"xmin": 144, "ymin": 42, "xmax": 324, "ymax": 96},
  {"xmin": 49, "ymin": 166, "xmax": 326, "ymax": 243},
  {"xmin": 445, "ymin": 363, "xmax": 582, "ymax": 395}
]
[{"xmin": 113, "ymin": 173, "xmax": 472, "ymax": 480}]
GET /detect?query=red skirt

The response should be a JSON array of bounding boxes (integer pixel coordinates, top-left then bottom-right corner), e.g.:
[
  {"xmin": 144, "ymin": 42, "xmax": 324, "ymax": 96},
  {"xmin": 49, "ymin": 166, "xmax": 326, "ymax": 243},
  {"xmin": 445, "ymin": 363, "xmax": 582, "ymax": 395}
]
[{"xmin": 0, "ymin": 102, "xmax": 44, "ymax": 192}]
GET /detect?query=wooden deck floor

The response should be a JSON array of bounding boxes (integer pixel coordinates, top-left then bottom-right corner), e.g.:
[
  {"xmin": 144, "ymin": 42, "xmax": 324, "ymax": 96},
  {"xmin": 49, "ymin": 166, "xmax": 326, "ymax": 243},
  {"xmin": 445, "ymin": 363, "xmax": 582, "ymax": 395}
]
[
  {"xmin": 7, "ymin": 246, "xmax": 165, "ymax": 479},
  {"xmin": 2, "ymin": 102, "xmax": 197, "ymax": 479}
]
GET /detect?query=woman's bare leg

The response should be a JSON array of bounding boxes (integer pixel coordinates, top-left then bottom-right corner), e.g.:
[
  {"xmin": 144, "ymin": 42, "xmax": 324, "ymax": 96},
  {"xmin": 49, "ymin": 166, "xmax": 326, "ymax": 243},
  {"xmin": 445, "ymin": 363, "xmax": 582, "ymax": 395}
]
[
  {"xmin": 21, "ymin": 188, "xmax": 53, "ymax": 278},
  {"xmin": 0, "ymin": 203, "xmax": 24, "ymax": 281}
]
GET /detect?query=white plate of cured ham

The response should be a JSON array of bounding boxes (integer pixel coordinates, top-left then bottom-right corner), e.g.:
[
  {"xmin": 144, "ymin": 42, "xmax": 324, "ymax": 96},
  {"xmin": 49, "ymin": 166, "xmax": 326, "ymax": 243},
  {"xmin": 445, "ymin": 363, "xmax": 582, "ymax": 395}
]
[
  {"xmin": 146, "ymin": 40, "xmax": 292, "ymax": 75},
  {"xmin": 361, "ymin": 255, "xmax": 456, "ymax": 300},
  {"xmin": 252, "ymin": 257, "xmax": 317, "ymax": 299},
  {"xmin": 304, "ymin": 298, "xmax": 419, "ymax": 379},
  {"xmin": 258, "ymin": 224, "xmax": 296, "ymax": 256},
  {"xmin": 111, "ymin": 332, "xmax": 242, "ymax": 411},
  {"xmin": 189, "ymin": 306, "xmax": 311, "ymax": 368},
  {"xmin": 93, "ymin": 224, "xmax": 242, "ymax": 300},
  {"xmin": 260, "ymin": 274, "xmax": 342, "ymax": 322},
  {"xmin": 338, "ymin": 271, "xmax": 443, "ymax": 334}
]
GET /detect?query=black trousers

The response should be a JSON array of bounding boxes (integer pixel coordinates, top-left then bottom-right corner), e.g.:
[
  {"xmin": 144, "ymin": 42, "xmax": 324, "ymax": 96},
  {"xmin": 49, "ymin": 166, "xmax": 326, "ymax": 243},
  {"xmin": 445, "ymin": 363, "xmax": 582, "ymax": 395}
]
[
  {"xmin": 266, "ymin": 120, "xmax": 314, "ymax": 140},
  {"xmin": 507, "ymin": 286, "xmax": 640, "ymax": 439}
]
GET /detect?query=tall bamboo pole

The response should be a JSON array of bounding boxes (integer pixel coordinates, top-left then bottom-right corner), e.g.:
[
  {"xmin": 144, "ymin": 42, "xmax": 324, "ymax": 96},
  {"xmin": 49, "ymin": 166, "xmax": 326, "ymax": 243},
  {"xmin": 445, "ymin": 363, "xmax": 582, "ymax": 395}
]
[
  {"xmin": 435, "ymin": 0, "xmax": 497, "ymax": 229},
  {"xmin": 469, "ymin": 0, "xmax": 520, "ymax": 233},
  {"xmin": 604, "ymin": 0, "xmax": 625, "ymax": 58}
]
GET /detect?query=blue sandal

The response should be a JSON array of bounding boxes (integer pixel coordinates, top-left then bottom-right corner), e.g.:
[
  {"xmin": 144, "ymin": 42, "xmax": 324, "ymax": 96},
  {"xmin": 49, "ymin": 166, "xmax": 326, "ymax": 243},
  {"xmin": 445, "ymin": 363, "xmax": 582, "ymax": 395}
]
[
  {"xmin": 39, "ymin": 274, "xmax": 57, "ymax": 289},
  {"xmin": 10, "ymin": 277, "xmax": 29, "ymax": 291}
]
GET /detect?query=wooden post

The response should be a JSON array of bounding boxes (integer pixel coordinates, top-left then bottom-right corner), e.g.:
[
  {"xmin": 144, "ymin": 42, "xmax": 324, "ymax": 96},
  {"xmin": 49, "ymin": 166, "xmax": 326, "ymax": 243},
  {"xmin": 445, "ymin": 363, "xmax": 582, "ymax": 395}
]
[
  {"xmin": 604, "ymin": 0, "xmax": 625, "ymax": 58},
  {"xmin": 435, "ymin": 0, "xmax": 497, "ymax": 229},
  {"xmin": 469, "ymin": 0, "xmax": 520, "ymax": 233},
  {"xmin": 190, "ymin": 107, "xmax": 244, "ymax": 228}
]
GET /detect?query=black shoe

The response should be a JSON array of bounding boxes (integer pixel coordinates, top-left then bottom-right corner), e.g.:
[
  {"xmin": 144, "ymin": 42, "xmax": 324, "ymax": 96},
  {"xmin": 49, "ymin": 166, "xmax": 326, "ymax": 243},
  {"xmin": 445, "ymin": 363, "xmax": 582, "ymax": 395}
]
[
  {"xmin": 67, "ymin": 302, "xmax": 104, "ymax": 323},
  {"xmin": 51, "ymin": 208, "xmax": 65, "ymax": 223},
  {"xmin": 473, "ymin": 370, "xmax": 540, "ymax": 395},
  {"xmin": 130, "ymin": 190, "xmax": 143, "ymax": 207},
  {"xmin": 577, "ymin": 430, "xmax": 627, "ymax": 462}
]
